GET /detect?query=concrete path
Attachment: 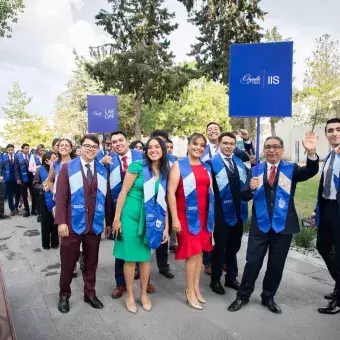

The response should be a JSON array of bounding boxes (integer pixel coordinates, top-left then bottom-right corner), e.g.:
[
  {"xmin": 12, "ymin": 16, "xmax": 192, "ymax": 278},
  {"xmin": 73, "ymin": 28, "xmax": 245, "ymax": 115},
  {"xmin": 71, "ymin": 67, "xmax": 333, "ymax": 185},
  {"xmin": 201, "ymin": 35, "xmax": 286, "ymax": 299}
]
[{"xmin": 0, "ymin": 212, "xmax": 339, "ymax": 340}]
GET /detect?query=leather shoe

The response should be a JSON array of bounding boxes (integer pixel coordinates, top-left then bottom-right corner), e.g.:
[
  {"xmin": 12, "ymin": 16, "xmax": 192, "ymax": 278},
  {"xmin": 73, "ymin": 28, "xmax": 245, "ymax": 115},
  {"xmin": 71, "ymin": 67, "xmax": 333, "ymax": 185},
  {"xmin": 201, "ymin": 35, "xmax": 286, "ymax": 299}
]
[
  {"xmin": 262, "ymin": 298, "xmax": 282, "ymax": 314},
  {"xmin": 147, "ymin": 283, "xmax": 155, "ymax": 294},
  {"xmin": 31, "ymin": 210, "xmax": 38, "ymax": 216},
  {"xmin": 23, "ymin": 212, "xmax": 30, "ymax": 217},
  {"xmin": 37, "ymin": 215, "xmax": 41, "ymax": 223},
  {"xmin": 224, "ymin": 278, "xmax": 240, "ymax": 291},
  {"xmin": 0, "ymin": 214, "xmax": 10, "ymax": 219},
  {"xmin": 205, "ymin": 264, "xmax": 212, "ymax": 275},
  {"xmin": 159, "ymin": 268, "xmax": 174, "ymax": 279},
  {"xmin": 228, "ymin": 297, "xmax": 249, "ymax": 312},
  {"xmin": 111, "ymin": 285, "xmax": 126, "ymax": 298},
  {"xmin": 58, "ymin": 296, "xmax": 70, "ymax": 314},
  {"xmin": 210, "ymin": 281, "xmax": 225, "ymax": 295},
  {"xmin": 10, "ymin": 211, "xmax": 16, "ymax": 216},
  {"xmin": 84, "ymin": 295, "xmax": 104, "ymax": 309},
  {"xmin": 318, "ymin": 300, "xmax": 340, "ymax": 314},
  {"xmin": 324, "ymin": 289, "xmax": 339, "ymax": 300}
]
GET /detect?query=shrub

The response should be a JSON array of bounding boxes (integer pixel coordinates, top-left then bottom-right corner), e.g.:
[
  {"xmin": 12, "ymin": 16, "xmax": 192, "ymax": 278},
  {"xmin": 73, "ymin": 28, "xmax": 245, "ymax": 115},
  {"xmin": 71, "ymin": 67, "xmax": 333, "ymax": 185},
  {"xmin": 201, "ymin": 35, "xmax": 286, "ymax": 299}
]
[{"xmin": 293, "ymin": 227, "xmax": 317, "ymax": 249}]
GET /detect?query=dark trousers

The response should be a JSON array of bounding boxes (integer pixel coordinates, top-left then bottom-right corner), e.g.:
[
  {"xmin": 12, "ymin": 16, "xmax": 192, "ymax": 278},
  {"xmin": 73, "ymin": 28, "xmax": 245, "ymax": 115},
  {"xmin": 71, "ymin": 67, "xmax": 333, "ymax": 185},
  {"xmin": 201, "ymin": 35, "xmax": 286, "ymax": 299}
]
[
  {"xmin": 39, "ymin": 195, "xmax": 58, "ymax": 249},
  {"xmin": 316, "ymin": 200, "xmax": 340, "ymax": 300},
  {"xmin": 114, "ymin": 241, "xmax": 171, "ymax": 286},
  {"xmin": 6, "ymin": 180, "xmax": 20, "ymax": 212},
  {"xmin": 60, "ymin": 232, "xmax": 101, "ymax": 297},
  {"xmin": 36, "ymin": 190, "xmax": 41, "ymax": 216},
  {"xmin": 237, "ymin": 230, "xmax": 292, "ymax": 301},
  {"xmin": 211, "ymin": 220, "xmax": 243, "ymax": 281},
  {"xmin": 0, "ymin": 182, "xmax": 5, "ymax": 215},
  {"xmin": 21, "ymin": 181, "xmax": 36, "ymax": 213}
]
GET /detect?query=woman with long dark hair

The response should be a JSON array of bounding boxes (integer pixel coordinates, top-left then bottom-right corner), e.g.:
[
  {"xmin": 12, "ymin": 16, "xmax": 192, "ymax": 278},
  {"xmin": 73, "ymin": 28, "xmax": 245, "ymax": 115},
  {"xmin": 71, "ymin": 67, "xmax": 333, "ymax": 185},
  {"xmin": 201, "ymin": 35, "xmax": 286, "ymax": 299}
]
[
  {"xmin": 167, "ymin": 133, "xmax": 214, "ymax": 310},
  {"xmin": 112, "ymin": 137, "xmax": 169, "ymax": 313},
  {"xmin": 33, "ymin": 151, "xmax": 58, "ymax": 249}
]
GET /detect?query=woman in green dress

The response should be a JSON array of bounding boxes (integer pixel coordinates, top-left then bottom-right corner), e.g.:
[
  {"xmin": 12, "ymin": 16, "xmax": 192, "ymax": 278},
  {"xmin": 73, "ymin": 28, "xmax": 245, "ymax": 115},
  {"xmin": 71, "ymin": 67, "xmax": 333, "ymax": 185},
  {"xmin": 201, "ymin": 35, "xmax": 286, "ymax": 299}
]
[{"xmin": 113, "ymin": 137, "xmax": 169, "ymax": 314}]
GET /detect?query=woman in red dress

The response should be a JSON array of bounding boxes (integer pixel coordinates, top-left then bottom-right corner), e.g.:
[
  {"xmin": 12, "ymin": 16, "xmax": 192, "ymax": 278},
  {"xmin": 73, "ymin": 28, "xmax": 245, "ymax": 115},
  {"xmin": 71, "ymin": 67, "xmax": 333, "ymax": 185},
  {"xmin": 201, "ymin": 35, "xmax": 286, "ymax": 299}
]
[{"xmin": 168, "ymin": 133, "xmax": 214, "ymax": 310}]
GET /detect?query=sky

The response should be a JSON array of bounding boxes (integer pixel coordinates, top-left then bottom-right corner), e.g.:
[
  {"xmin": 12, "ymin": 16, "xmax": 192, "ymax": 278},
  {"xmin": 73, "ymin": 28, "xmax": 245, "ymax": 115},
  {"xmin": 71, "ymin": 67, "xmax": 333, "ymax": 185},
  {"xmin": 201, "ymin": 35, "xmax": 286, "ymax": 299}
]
[{"xmin": 0, "ymin": 0, "xmax": 339, "ymax": 121}]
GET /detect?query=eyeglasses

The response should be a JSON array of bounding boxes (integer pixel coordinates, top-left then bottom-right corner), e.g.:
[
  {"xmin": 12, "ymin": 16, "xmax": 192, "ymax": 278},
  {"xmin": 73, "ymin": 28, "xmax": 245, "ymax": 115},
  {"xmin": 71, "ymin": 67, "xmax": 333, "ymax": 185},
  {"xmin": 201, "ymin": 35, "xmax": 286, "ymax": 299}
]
[
  {"xmin": 82, "ymin": 144, "xmax": 99, "ymax": 151},
  {"xmin": 264, "ymin": 145, "xmax": 282, "ymax": 150},
  {"xmin": 135, "ymin": 146, "xmax": 144, "ymax": 150}
]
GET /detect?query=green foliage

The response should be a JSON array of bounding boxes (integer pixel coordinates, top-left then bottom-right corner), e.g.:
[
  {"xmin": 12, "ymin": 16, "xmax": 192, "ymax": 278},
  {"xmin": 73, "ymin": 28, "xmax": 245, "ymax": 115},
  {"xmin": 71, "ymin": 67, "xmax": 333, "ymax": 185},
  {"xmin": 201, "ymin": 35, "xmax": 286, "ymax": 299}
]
[
  {"xmin": 0, "ymin": 0, "xmax": 24, "ymax": 38},
  {"xmin": 1, "ymin": 82, "xmax": 54, "ymax": 146},
  {"xmin": 55, "ymin": 58, "xmax": 136, "ymax": 139},
  {"xmin": 86, "ymin": 0, "xmax": 194, "ymax": 139},
  {"xmin": 295, "ymin": 34, "xmax": 340, "ymax": 128},
  {"xmin": 186, "ymin": 0, "xmax": 266, "ymax": 85},
  {"xmin": 293, "ymin": 227, "xmax": 317, "ymax": 249},
  {"xmin": 141, "ymin": 77, "xmax": 231, "ymax": 136}
]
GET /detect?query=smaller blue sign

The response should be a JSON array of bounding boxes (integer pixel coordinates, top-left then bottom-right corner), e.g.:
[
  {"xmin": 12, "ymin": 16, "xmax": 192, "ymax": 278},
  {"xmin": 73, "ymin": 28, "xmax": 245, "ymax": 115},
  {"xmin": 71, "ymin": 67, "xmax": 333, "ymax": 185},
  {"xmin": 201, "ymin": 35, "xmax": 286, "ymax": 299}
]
[
  {"xmin": 87, "ymin": 95, "xmax": 118, "ymax": 133},
  {"xmin": 229, "ymin": 42, "xmax": 293, "ymax": 118}
]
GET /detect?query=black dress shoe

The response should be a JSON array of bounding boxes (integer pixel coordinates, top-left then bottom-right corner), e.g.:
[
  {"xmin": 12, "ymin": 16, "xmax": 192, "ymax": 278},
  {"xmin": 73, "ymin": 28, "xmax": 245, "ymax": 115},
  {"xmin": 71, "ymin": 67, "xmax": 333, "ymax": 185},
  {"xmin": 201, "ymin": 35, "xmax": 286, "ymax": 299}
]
[
  {"xmin": 23, "ymin": 212, "xmax": 30, "ymax": 217},
  {"xmin": 0, "ymin": 214, "xmax": 10, "ymax": 219},
  {"xmin": 228, "ymin": 297, "xmax": 249, "ymax": 312},
  {"xmin": 31, "ymin": 210, "xmax": 38, "ymax": 216},
  {"xmin": 262, "ymin": 298, "xmax": 282, "ymax": 314},
  {"xmin": 210, "ymin": 281, "xmax": 225, "ymax": 295},
  {"xmin": 224, "ymin": 278, "xmax": 240, "ymax": 291},
  {"xmin": 318, "ymin": 300, "xmax": 340, "ymax": 314},
  {"xmin": 324, "ymin": 289, "xmax": 339, "ymax": 300},
  {"xmin": 159, "ymin": 268, "xmax": 174, "ymax": 279},
  {"xmin": 37, "ymin": 215, "xmax": 41, "ymax": 223},
  {"xmin": 84, "ymin": 295, "xmax": 104, "ymax": 309},
  {"xmin": 58, "ymin": 296, "xmax": 70, "ymax": 313}
]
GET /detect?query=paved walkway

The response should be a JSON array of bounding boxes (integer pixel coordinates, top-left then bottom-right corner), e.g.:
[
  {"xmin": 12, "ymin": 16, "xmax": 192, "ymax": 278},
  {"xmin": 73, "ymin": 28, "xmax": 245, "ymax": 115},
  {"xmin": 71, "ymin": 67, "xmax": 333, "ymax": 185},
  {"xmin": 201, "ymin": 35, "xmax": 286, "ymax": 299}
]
[{"xmin": 0, "ymin": 212, "xmax": 339, "ymax": 340}]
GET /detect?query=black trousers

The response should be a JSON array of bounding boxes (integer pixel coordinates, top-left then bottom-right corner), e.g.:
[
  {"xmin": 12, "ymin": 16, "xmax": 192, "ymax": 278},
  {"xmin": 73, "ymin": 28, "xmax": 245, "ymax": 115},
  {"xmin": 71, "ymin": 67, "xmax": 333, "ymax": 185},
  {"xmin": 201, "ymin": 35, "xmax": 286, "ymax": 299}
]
[
  {"xmin": 316, "ymin": 200, "xmax": 340, "ymax": 300},
  {"xmin": 21, "ymin": 181, "xmax": 36, "ymax": 213},
  {"xmin": 5, "ymin": 179, "xmax": 20, "ymax": 212},
  {"xmin": 211, "ymin": 219, "xmax": 243, "ymax": 281},
  {"xmin": 237, "ymin": 230, "xmax": 292, "ymax": 301},
  {"xmin": 39, "ymin": 195, "xmax": 58, "ymax": 249},
  {"xmin": 0, "ymin": 182, "xmax": 5, "ymax": 215}
]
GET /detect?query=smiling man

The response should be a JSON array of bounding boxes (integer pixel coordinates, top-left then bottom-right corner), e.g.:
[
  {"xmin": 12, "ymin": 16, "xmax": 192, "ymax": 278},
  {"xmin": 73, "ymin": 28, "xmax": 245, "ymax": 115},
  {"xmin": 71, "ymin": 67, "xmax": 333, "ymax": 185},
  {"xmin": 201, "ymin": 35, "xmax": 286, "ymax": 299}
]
[
  {"xmin": 228, "ymin": 133, "xmax": 319, "ymax": 314},
  {"xmin": 316, "ymin": 118, "xmax": 340, "ymax": 314},
  {"xmin": 55, "ymin": 134, "xmax": 109, "ymax": 314}
]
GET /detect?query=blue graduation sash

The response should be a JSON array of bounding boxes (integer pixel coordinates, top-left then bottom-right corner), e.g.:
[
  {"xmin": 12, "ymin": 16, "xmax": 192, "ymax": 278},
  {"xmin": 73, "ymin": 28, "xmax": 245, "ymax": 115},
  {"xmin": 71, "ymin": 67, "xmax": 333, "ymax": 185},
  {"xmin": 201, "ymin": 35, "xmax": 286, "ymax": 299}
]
[
  {"xmin": 39, "ymin": 166, "xmax": 55, "ymax": 212},
  {"xmin": 109, "ymin": 150, "xmax": 143, "ymax": 205},
  {"xmin": 210, "ymin": 153, "xmax": 248, "ymax": 226},
  {"xmin": 17, "ymin": 154, "xmax": 29, "ymax": 183},
  {"xmin": 34, "ymin": 155, "xmax": 41, "ymax": 167},
  {"xmin": 315, "ymin": 153, "xmax": 340, "ymax": 226},
  {"xmin": 2, "ymin": 154, "xmax": 11, "ymax": 182},
  {"xmin": 68, "ymin": 157, "xmax": 107, "ymax": 235},
  {"xmin": 178, "ymin": 157, "xmax": 214, "ymax": 235},
  {"xmin": 53, "ymin": 161, "xmax": 63, "ymax": 200},
  {"xmin": 200, "ymin": 145, "xmax": 213, "ymax": 162},
  {"xmin": 96, "ymin": 149, "xmax": 105, "ymax": 162},
  {"xmin": 253, "ymin": 161, "xmax": 294, "ymax": 233},
  {"xmin": 143, "ymin": 160, "xmax": 168, "ymax": 250},
  {"xmin": 168, "ymin": 154, "xmax": 177, "ymax": 168}
]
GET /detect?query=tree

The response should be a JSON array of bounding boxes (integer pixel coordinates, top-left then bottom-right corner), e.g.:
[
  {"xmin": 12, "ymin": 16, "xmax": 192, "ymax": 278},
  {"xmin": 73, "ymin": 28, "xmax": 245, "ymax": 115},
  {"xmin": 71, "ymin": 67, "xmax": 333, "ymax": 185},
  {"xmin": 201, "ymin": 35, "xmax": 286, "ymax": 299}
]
[
  {"xmin": 0, "ymin": 0, "xmax": 24, "ymax": 38},
  {"xmin": 263, "ymin": 26, "xmax": 292, "ymax": 135},
  {"xmin": 1, "ymin": 82, "xmax": 53, "ymax": 146},
  {"xmin": 86, "ymin": 0, "xmax": 194, "ymax": 139},
  {"xmin": 55, "ymin": 58, "xmax": 136, "ymax": 140},
  {"xmin": 141, "ymin": 77, "xmax": 232, "ymax": 136},
  {"xmin": 296, "ymin": 34, "xmax": 340, "ymax": 129}
]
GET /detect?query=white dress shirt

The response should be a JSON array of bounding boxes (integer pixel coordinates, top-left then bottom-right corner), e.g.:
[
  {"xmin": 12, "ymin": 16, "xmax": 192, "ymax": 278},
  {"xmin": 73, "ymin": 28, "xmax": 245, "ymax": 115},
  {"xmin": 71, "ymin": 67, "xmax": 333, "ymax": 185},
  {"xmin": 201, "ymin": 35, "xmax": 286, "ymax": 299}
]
[
  {"xmin": 322, "ymin": 151, "xmax": 337, "ymax": 200},
  {"xmin": 118, "ymin": 149, "xmax": 133, "ymax": 166},
  {"xmin": 208, "ymin": 143, "xmax": 219, "ymax": 157},
  {"xmin": 80, "ymin": 157, "xmax": 95, "ymax": 176},
  {"xmin": 219, "ymin": 151, "xmax": 234, "ymax": 171}
]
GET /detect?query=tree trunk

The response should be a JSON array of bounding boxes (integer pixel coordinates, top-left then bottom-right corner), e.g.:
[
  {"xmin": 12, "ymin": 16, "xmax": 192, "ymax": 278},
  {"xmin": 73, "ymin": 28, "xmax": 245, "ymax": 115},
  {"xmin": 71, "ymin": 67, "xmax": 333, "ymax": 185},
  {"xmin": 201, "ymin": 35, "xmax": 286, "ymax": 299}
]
[
  {"xmin": 244, "ymin": 118, "xmax": 251, "ymax": 131},
  {"xmin": 270, "ymin": 119, "xmax": 276, "ymax": 136},
  {"xmin": 134, "ymin": 92, "xmax": 143, "ymax": 140}
]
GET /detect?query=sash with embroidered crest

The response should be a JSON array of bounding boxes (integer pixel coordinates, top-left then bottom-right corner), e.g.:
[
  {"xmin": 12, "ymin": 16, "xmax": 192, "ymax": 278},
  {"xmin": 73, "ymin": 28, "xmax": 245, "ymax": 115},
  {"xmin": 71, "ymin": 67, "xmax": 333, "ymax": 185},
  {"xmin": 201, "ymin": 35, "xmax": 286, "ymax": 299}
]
[
  {"xmin": 315, "ymin": 152, "xmax": 340, "ymax": 226},
  {"xmin": 178, "ymin": 157, "xmax": 214, "ymax": 235},
  {"xmin": 210, "ymin": 153, "xmax": 248, "ymax": 226},
  {"xmin": 2, "ymin": 154, "xmax": 11, "ymax": 182},
  {"xmin": 17, "ymin": 153, "xmax": 29, "ymax": 183},
  {"xmin": 143, "ymin": 160, "xmax": 168, "ymax": 249},
  {"xmin": 252, "ymin": 161, "xmax": 294, "ymax": 233},
  {"xmin": 40, "ymin": 166, "xmax": 55, "ymax": 212},
  {"xmin": 68, "ymin": 157, "xmax": 107, "ymax": 235}
]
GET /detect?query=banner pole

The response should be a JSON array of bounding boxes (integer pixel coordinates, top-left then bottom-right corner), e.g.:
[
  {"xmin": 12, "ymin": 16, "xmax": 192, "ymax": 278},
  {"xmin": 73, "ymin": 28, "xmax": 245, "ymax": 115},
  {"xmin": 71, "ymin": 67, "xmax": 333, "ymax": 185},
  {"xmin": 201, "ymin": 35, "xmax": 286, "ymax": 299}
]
[
  {"xmin": 255, "ymin": 117, "xmax": 261, "ymax": 176},
  {"xmin": 102, "ymin": 133, "xmax": 106, "ymax": 154}
]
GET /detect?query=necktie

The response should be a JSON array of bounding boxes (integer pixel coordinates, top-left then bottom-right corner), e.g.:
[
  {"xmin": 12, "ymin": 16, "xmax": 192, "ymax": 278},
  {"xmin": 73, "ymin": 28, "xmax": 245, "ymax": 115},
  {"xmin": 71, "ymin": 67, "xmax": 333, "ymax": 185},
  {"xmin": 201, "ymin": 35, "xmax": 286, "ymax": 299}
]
[
  {"xmin": 25, "ymin": 155, "xmax": 29, "ymax": 166},
  {"xmin": 85, "ymin": 164, "xmax": 93, "ymax": 185},
  {"xmin": 10, "ymin": 156, "xmax": 13, "ymax": 164},
  {"xmin": 323, "ymin": 150, "xmax": 336, "ymax": 198},
  {"xmin": 268, "ymin": 165, "xmax": 276, "ymax": 187},
  {"xmin": 121, "ymin": 156, "xmax": 128, "ymax": 173},
  {"xmin": 225, "ymin": 158, "xmax": 235, "ymax": 173}
]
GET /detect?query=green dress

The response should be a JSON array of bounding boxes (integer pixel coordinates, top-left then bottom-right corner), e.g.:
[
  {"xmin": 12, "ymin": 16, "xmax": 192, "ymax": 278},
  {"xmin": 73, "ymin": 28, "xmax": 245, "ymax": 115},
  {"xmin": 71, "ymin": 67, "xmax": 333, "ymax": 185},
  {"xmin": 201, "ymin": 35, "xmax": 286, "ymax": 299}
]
[{"xmin": 113, "ymin": 160, "xmax": 159, "ymax": 262}]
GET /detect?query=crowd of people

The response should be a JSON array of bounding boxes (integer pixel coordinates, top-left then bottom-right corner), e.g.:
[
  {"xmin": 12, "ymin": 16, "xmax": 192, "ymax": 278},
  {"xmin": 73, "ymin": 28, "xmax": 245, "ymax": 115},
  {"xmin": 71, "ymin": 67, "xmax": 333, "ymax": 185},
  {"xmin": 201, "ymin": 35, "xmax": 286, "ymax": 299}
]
[{"xmin": 1, "ymin": 118, "xmax": 340, "ymax": 316}]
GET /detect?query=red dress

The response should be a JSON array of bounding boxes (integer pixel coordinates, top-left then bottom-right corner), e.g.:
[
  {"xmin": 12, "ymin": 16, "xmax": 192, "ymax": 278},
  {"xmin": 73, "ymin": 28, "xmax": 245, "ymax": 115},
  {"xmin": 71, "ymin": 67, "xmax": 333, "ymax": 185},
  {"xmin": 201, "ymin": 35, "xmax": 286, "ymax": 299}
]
[{"xmin": 175, "ymin": 164, "xmax": 213, "ymax": 260}]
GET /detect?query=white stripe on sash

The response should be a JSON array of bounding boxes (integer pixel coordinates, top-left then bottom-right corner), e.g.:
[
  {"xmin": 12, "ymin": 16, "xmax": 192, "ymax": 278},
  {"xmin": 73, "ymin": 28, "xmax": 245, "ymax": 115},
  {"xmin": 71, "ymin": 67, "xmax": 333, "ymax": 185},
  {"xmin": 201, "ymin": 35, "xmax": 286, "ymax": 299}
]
[
  {"xmin": 97, "ymin": 172, "xmax": 107, "ymax": 196},
  {"xmin": 69, "ymin": 171, "xmax": 83, "ymax": 195},
  {"xmin": 110, "ymin": 166, "xmax": 121, "ymax": 190},
  {"xmin": 183, "ymin": 172, "xmax": 196, "ymax": 197}
]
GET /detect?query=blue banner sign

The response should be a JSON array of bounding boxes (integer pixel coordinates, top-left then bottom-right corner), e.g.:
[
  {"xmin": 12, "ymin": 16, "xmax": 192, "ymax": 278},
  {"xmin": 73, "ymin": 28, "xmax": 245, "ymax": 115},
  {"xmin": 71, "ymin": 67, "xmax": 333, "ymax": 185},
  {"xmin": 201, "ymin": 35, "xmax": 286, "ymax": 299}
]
[
  {"xmin": 229, "ymin": 42, "xmax": 293, "ymax": 118},
  {"xmin": 87, "ymin": 95, "xmax": 118, "ymax": 133}
]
